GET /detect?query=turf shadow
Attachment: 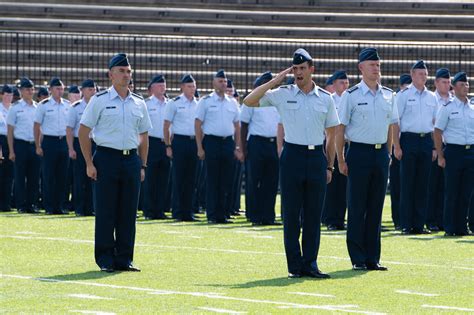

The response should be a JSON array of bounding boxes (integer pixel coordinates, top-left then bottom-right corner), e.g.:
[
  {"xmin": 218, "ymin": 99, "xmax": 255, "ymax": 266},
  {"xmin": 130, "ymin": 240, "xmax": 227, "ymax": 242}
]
[
  {"xmin": 456, "ymin": 239, "xmax": 474, "ymax": 244},
  {"xmin": 327, "ymin": 269, "xmax": 369, "ymax": 279},
  {"xmin": 206, "ymin": 277, "xmax": 305, "ymax": 288},
  {"xmin": 40, "ymin": 270, "xmax": 116, "ymax": 281}
]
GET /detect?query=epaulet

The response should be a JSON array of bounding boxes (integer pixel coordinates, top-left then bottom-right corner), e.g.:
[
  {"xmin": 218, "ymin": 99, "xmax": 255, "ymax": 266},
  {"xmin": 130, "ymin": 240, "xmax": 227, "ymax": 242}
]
[
  {"xmin": 382, "ymin": 86, "xmax": 393, "ymax": 92},
  {"xmin": 400, "ymin": 87, "xmax": 409, "ymax": 93},
  {"xmin": 131, "ymin": 92, "xmax": 144, "ymax": 100},
  {"xmin": 39, "ymin": 97, "xmax": 50, "ymax": 104},
  {"xmin": 96, "ymin": 90, "xmax": 108, "ymax": 97},
  {"xmin": 173, "ymin": 96, "xmax": 181, "ymax": 101},
  {"xmin": 279, "ymin": 85, "xmax": 289, "ymax": 89},
  {"xmin": 443, "ymin": 100, "xmax": 452, "ymax": 107},
  {"xmin": 202, "ymin": 95, "xmax": 211, "ymax": 99},
  {"xmin": 72, "ymin": 100, "xmax": 82, "ymax": 107},
  {"xmin": 318, "ymin": 87, "xmax": 331, "ymax": 95},
  {"xmin": 145, "ymin": 96, "xmax": 152, "ymax": 102},
  {"xmin": 347, "ymin": 86, "xmax": 359, "ymax": 94}
]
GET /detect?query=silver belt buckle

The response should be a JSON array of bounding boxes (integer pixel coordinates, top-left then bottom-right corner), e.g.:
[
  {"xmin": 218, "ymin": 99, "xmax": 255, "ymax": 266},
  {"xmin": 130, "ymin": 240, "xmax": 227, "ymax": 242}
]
[
  {"xmin": 270, "ymin": 138, "xmax": 275, "ymax": 142},
  {"xmin": 420, "ymin": 133, "xmax": 426, "ymax": 137},
  {"xmin": 375, "ymin": 144, "xmax": 382, "ymax": 149},
  {"xmin": 122, "ymin": 150, "xmax": 130, "ymax": 155},
  {"xmin": 308, "ymin": 145, "xmax": 315, "ymax": 150},
  {"xmin": 466, "ymin": 145, "xmax": 471, "ymax": 149}
]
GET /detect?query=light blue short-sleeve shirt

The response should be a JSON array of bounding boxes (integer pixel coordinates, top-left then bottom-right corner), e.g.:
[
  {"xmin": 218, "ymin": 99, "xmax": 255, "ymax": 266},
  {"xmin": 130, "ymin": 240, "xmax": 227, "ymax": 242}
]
[
  {"xmin": 396, "ymin": 84, "xmax": 437, "ymax": 133},
  {"xmin": 34, "ymin": 97, "xmax": 70, "ymax": 136},
  {"xmin": 435, "ymin": 96, "xmax": 474, "ymax": 145},
  {"xmin": 195, "ymin": 92, "xmax": 239, "ymax": 137},
  {"xmin": 146, "ymin": 95, "xmax": 168, "ymax": 139},
  {"xmin": 67, "ymin": 99, "xmax": 87, "ymax": 138},
  {"xmin": 0, "ymin": 103, "xmax": 9, "ymax": 135},
  {"xmin": 6, "ymin": 99, "xmax": 37, "ymax": 141},
  {"xmin": 239, "ymin": 104, "xmax": 280, "ymax": 139},
  {"xmin": 339, "ymin": 80, "xmax": 398, "ymax": 144},
  {"xmin": 164, "ymin": 94, "xmax": 198, "ymax": 136},
  {"xmin": 259, "ymin": 84, "xmax": 339, "ymax": 146},
  {"xmin": 80, "ymin": 86, "xmax": 152, "ymax": 150}
]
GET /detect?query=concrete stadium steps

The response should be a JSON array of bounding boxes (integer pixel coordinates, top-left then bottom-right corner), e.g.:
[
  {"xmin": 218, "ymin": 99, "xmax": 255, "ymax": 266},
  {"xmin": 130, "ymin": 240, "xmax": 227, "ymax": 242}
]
[{"xmin": 1, "ymin": 3, "xmax": 473, "ymax": 30}]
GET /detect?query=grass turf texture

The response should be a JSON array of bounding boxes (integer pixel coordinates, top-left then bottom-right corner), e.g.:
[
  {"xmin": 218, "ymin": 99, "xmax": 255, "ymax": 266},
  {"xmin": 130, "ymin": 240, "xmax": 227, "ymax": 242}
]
[{"xmin": 1, "ymin": 196, "xmax": 473, "ymax": 314}]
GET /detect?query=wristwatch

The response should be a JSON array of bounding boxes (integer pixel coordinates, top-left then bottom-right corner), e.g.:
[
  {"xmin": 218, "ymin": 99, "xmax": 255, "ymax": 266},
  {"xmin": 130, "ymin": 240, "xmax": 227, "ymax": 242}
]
[
  {"xmin": 141, "ymin": 165, "xmax": 147, "ymax": 170},
  {"xmin": 327, "ymin": 166, "xmax": 335, "ymax": 172}
]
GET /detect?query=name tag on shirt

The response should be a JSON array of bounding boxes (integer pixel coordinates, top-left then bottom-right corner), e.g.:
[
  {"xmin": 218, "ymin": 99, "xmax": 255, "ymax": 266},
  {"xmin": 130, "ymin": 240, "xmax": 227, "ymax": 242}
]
[
  {"xmin": 357, "ymin": 102, "xmax": 368, "ymax": 106},
  {"xmin": 449, "ymin": 111, "xmax": 461, "ymax": 119}
]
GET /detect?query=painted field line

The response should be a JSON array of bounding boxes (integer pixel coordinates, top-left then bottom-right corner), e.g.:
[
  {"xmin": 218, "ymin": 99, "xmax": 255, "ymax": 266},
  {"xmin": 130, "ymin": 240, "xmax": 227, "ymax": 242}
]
[
  {"xmin": 288, "ymin": 291, "xmax": 336, "ymax": 298},
  {"xmin": 1, "ymin": 273, "xmax": 385, "ymax": 315},
  {"xmin": 421, "ymin": 304, "xmax": 474, "ymax": 312},
  {"xmin": 395, "ymin": 290, "xmax": 439, "ymax": 297},
  {"xmin": 198, "ymin": 307, "xmax": 246, "ymax": 314},
  {"xmin": 1, "ymin": 234, "xmax": 473, "ymax": 271},
  {"xmin": 278, "ymin": 304, "xmax": 359, "ymax": 309},
  {"xmin": 69, "ymin": 310, "xmax": 115, "ymax": 315},
  {"xmin": 68, "ymin": 294, "xmax": 114, "ymax": 300},
  {"xmin": 15, "ymin": 231, "xmax": 41, "ymax": 235}
]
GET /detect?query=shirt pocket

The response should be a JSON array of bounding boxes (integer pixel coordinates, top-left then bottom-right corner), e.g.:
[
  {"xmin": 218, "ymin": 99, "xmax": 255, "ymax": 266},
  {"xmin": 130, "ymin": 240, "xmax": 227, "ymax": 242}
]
[
  {"xmin": 177, "ymin": 106, "xmax": 187, "ymax": 113},
  {"xmin": 131, "ymin": 108, "xmax": 144, "ymax": 129},
  {"xmin": 352, "ymin": 103, "xmax": 369, "ymax": 122},
  {"xmin": 225, "ymin": 106, "xmax": 237, "ymax": 122},
  {"xmin": 313, "ymin": 104, "xmax": 328, "ymax": 124}
]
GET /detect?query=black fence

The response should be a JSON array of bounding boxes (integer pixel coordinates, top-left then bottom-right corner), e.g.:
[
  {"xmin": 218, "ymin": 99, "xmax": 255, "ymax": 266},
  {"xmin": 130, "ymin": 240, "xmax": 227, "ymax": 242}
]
[{"xmin": 1, "ymin": 31, "xmax": 473, "ymax": 96}]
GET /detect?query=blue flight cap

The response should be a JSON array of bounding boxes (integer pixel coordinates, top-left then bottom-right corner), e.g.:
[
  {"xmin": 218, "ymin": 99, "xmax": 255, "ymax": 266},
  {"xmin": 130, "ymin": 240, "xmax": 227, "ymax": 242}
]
[
  {"xmin": 359, "ymin": 47, "xmax": 380, "ymax": 63},
  {"xmin": 435, "ymin": 68, "xmax": 450, "ymax": 79},
  {"xmin": 2, "ymin": 84, "xmax": 13, "ymax": 94},
  {"xmin": 233, "ymin": 90, "xmax": 239, "ymax": 98},
  {"xmin": 19, "ymin": 77, "xmax": 34, "ymax": 89},
  {"xmin": 194, "ymin": 89, "xmax": 200, "ymax": 98},
  {"xmin": 12, "ymin": 86, "xmax": 20, "ymax": 98},
  {"xmin": 49, "ymin": 77, "xmax": 64, "ymax": 87},
  {"xmin": 452, "ymin": 72, "xmax": 467, "ymax": 85},
  {"xmin": 69, "ymin": 85, "xmax": 80, "ymax": 94},
  {"xmin": 215, "ymin": 69, "xmax": 227, "ymax": 79},
  {"xmin": 399, "ymin": 73, "xmax": 412, "ymax": 86},
  {"xmin": 411, "ymin": 60, "xmax": 427, "ymax": 70},
  {"xmin": 292, "ymin": 48, "xmax": 312, "ymax": 65},
  {"xmin": 332, "ymin": 70, "xmax": 348, "ymax": 81},
  {"xmin": 147, "ymin": 75, "xmax": 165, "ymax": 88},
  {"xmin": 180, "ymin": 74, "xmax": 195, "ymax": 84},
  {"xmin": 286, "ymin": 77, "xmax": 295, "ymax": 85},
  {"xmin": 129, "ymin": 79, "xmax": 134, "ymax": 86},
  {"xmin": 227, "ymin": 79, "xmax": 234, "ymax": 89},
  {"xmin": 108, "ymin": 53, "xmax": 130, "ymax": 69},
  {"xmin": 81, "ymin": 79, "xmax": 96, "ymax": 89},
  {"xmin": 253, "ymin": 71, "xmax": 273, "ymax": 88},
  {"xmin": 325, "ymin": 75, "xmax": 335, "ymax": 86},
  {"xmin": 37, "ymin": 87, "xmax": 49, "ymax": 98}
]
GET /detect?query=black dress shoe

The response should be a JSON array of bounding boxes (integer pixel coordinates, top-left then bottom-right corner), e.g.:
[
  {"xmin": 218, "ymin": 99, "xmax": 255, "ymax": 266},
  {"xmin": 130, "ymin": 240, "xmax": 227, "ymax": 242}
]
[
  {"xmin": 366, "ymin": 263, "xmax": 388, "ymax": 271},
  {"xmin": 352, "ymin": 263, "xmax": 367, "ymax": 271},
  {"xmin": 301, "ymin": 269, "xmax": 330, "ymax": 279},
  {"xmin": 216, "ymin": 219, "xmax": 233, "ymax": 224},
  {"xmin": 156, "ymin": 214, "xmax": 169, "ymax": 220},
  {"xmin": 100, "ymin": 266, "xmax": 114, "ymax": 273},
  {"xmin": 394, "ymin": 225, "xmax": 401, "ymax": 231},
  {"xmin": 327, "ymin": 224, "xmax": 339, "ymax": 231},
  {"xmin": 401, "ymin": 228, "xmax": 412, "ymax": 235},
  {"xmin": 427, "ymin": 225, "xmax": 440, "ymax": 232},
  {"xmin": 288, "ymin": 272, "xmax": 302, "ymax": 278},
  {"xmin": 182, "ymin": 217, "xmax": 200, "ymax": 222},
  {"xmin": 144, "ymin": 216, "xmax": 155, "ymax": 220},
  {"xmin": 251, "ymin": 222, "xmax": 263, "ymax": 226},
  {"xmin": 116, "ymin": 264, "xmax": 141, "ymax": 272},
  {"xmin": 444, "ymin": 232, "xmax": 456, "ymax": 237},
  {"xmin": 261, "ymin": 221, "xmax": 282, "ymax": 226},
  {"xmin": 412, "ymin": 228, "xmax": 431, "ymax": 235}
]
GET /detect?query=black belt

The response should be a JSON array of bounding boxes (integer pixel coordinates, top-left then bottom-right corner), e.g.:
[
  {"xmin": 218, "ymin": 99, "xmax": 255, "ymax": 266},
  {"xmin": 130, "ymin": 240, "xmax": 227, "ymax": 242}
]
[
  {"xmin": 15, "ymin": 139, "xmax": 35, "ymax": 145},
  {"xmin": 96, "ymin": 146, "xmax": 137, "ymax": 156},
  {"xmin": 149, "ymin": 136, "xmax": 165, "ymax": 142},
  {"xmin": 284, "ymin": 142, "xmax": 322, "ymax": 151},
  {"xmin": 206, "ymin": 135, "xmax": 233, "ymax": 141},
  {"xmin": 446, "ymin": 144, "xmax": 473, "ymax": 150},
  {"xmin": 43, "ymin": 135, "xmax": 66, "ymax": 140},
  {"xmin": 401, "ymin": 132, "xmax": 432, "ymax": 138},
  {"xmin": 349, "ymin": 142, "xmax": 387, "ymax": 150},
  {"xmin": 174, "ymin": 134, "xmax": 195, "ymax": 140},
  {"xmin": 250, "ymin": 135, "xmax": 276, "ymax": 143}
]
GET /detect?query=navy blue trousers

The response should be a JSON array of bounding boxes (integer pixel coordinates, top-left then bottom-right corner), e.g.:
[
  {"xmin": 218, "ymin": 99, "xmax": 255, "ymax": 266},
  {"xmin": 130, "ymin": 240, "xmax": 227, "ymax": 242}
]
[
  {"xmin": 322, "ymin": 142, "xmax": 348, "ymax": 226},
  {"xmin": 192, "ymin": 160, "xmax": 207, "ymax": 212},
  {"xmin": 73, "ymin": 138, "xmax": 94, "ymax": 215},
  {"xmin": 171, "ymin": 135, "xmax": 197, "ymax": 220},
  {"xmin": 443, "ymin": 144, "xmax": 474, "ymax": 234},
  {"xmin": 280, "ymin": 142, "xmax": 326, "ymax": 274},
  {"xmin": 144, "ymin": 137, "xmax": 170, "ymax": 218},
  {"xmin": 13, "ymin": 139, "xmax": 40, "ymax": 211},
  {"xmin": 247, "ymin": 135, "xmax": 279, "ymax": 224},
  {"xmin": 346, "ymin": 142, "xmax": 389, "ymax": 265},
  {"xmin": 399, "ymin": 133, "xmax": 432, "ymax": 231},
  {"xmin": 228, "ymin": 160, "xmax": 243, "ymax": 216},
  {"xmin": 203, "ymin": 135, "xmax": 234, "ymax": 222},
  {"xmin": 42, "ymin": 136, "xmax": 69, "ymax": 213},
  {"xmin": 93, "ymin": 146, "xmax": 141, "ymax": 268},
  {"xmin": 0, "ymin": 135, "xmax": 14, "ymax": 211},
  {"xmin": 389, "ymin": 152, "xmax": 401, "ymax": 227},
  {"xmin": 426, "ymin": 159, "xmax": 444, "ymax": 229}
]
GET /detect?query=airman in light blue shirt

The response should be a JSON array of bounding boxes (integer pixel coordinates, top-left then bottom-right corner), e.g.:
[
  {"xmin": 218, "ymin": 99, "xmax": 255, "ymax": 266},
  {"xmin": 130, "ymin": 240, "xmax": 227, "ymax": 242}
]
[
  {"xmin": 146, "ymin": 95, "xmax": 168, "ymax": 139},
  {"xmin": 195, "ymin": 91, "xmax": 240, "ymax": 137},
  {"xmin": 435, "ymin": 96, "xmax": 474, "ymax": 145},
  {"xmin": 6, "ymin": 98, "xmax": 37, "ymax": 142},
  {"xmin": 164, "ymin": 92, "xmax": 198, "ymax": 137},
  {"xmin": 240, "ymin": 105, "xmax": 280, "ymax": 139}
]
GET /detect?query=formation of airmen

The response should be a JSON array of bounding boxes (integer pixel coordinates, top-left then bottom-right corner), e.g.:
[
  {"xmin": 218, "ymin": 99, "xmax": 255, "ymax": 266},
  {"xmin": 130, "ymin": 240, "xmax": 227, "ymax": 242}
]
[{"xmin": 0, "ymin": 49, "xmax": 472, "ymax": 275}]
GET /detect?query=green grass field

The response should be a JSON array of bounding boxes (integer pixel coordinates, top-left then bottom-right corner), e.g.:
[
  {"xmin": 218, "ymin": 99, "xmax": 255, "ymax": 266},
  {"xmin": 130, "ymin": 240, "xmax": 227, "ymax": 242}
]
[{"xmin": 1, "ymin": 196, "xmax": 473, "ymax": 314}]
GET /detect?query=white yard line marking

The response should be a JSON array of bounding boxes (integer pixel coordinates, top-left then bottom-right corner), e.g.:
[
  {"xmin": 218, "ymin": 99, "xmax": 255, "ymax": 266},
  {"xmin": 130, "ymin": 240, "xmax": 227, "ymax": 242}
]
[
  {"xmin": 69, "ymin": 311, "xmax": 116, "ymax": 315},
  {"xmin": 2, "ymin": 273, "xmax": 385, "ymax": 315},
  {"xmin": 422, "ymin": 304, "xmax": 474, "ymax": 312},
  {"xmin": 279, "ymin": 305, "xmax": 358, "ymax": 309},
  {"xmin": 395, "ymin": 290, "xmax": 439, "ymax": 297},
  {"xmin": 15, "ymin": 231, "xmax": 41, "ymax": 235},
  {"xmin": 1, "ymin": 235, "xmax": 473, "ymax": 271},
  {"xmin": 68, "ymin": 294, "xmax": 114, "ymax": 300},
  {"xmin": 288, "ymin": 292, "xmax": 336, "ymax": 298},
  {"xmin": 198, "ymin": 307, "xmax": 246, "ymax": 314}
]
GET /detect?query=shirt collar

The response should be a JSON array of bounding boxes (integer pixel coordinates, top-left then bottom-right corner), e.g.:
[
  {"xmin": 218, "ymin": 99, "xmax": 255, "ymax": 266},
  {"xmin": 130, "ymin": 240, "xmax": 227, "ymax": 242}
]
[
  {"xmin": 409, "ymin": 83, "xmax": 428, "ymax": 95},
  {"xmin": 211, "ymin": 91, "xmax": 227, "ymax": 102},
  {"xmin": 454, "ymin": 96, "xmax": 468, "ymax": 106},
  {"xmin": 109, "ymin": 86, "xmax": 131, "ymax": 102},
  {"xmin": 360, "ymin": 80, "xmax": 381, "ymax": 96},
  {"xmin": 292, "ymin": 82, "xmax": 319, "ymax": 97}
]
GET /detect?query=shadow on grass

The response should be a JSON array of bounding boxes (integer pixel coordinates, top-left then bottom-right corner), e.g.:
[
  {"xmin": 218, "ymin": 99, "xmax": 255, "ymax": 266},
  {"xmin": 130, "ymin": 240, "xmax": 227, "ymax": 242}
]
[
  {"xmin": 40, "ymin": 270, "xmax": 116, "ymax": 282},
  {"xmin": 456, "ymin": 239, "xmax": 474, "ymax": 244}
]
